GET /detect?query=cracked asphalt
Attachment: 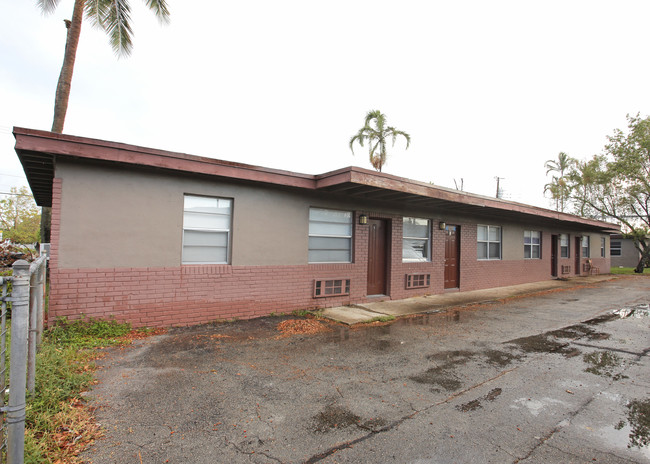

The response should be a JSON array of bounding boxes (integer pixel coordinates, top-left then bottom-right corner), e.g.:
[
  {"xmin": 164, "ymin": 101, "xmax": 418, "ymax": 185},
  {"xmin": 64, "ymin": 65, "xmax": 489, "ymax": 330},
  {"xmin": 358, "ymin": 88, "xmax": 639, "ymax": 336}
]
[{"xmin": 83, "ymin": 276, "xmax": 650, "ymax": 463}]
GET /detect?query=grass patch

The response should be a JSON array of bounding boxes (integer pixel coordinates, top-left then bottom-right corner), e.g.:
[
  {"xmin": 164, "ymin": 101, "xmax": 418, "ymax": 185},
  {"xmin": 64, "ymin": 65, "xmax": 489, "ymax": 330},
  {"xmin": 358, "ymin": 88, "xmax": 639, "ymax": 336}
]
[
  {"xmin": 362, "ymin": 315, "xmax": 396, "ymax": 324},
  {"xmin": 24, "ymin": 317, "xmax": 161, "ymax": 463},
  {"xmin": 292, "ymin": 309, "xmax": 324, "ymax": 319},
  {"xmin": 610, "ymin": 267, "xmax": 650, "ymax": 275}
]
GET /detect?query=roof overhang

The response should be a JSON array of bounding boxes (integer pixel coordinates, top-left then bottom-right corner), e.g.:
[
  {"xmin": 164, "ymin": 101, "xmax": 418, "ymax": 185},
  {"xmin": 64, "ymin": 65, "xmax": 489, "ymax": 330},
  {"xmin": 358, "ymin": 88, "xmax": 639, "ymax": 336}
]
[{"xmin": 13, "ymin": 127, "xmax": 619, "ymax": 233}]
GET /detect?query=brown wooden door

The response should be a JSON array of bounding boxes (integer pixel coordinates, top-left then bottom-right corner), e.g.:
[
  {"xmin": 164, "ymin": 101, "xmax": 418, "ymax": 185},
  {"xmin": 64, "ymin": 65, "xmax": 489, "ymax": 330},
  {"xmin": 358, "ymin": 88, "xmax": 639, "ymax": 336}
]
[
  {"xmin": 575, "ymin": 236, "xmax": 581, "ymax": 274},
  {"xmin": 367, "ymin": 219, "xmax": 388, "ymax": 295},
  {"xmin": 551, "ymin": 234, "xmax": 558, "ymax": 277},
  {"xmin": 444, "ymin": 225, "xmax": 460, "ymax": 289}
]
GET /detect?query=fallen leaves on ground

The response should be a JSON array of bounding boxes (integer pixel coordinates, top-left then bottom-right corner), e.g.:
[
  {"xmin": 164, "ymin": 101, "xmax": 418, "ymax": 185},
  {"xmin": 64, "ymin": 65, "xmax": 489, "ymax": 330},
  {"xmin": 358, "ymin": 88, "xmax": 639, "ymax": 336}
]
[
  {"xmin": 276, "ymin": 319, "xmax": 329, "ymax": 336},
  {"xmin": 36, "ymin": 327, "xmax": 167, "ymax": 463},
  {"xmin": 118, "ymin": 327, "xmax": 167, "ymax": 341},
  {"xmin": 38, "ymin": 398, "xmax": 103, "ymax": 464}
]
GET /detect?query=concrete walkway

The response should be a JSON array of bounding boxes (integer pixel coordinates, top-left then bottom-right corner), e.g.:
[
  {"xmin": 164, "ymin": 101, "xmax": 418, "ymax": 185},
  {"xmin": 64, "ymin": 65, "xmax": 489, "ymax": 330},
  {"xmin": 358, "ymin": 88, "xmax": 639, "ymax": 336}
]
[{"xmin": 322, "ymin": 275, "xmax": 616, "ymax": 324}]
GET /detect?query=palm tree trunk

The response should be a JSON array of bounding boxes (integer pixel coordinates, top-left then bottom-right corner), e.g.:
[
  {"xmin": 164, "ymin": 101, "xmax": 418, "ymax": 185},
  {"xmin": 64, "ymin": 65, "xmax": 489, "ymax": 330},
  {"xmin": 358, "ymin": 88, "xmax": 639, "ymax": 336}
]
[{"xmin": 51, "ymin": 0, "xmax": 84, "ymax": 134}]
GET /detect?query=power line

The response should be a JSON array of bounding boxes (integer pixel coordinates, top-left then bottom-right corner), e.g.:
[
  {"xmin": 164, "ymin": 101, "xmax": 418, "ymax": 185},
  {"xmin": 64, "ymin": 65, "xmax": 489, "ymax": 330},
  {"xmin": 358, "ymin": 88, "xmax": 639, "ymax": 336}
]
[{"xmin": 0, "ymin": 173, "xmax": 27, "ymax": 178}]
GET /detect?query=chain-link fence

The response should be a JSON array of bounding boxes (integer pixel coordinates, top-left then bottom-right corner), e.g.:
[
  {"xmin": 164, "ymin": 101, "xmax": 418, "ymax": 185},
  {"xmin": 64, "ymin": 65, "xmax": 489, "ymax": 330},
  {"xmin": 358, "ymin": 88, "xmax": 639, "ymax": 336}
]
[{"xmin": 0, "ymin": 256, "xmax": 47, "ymax": 464}]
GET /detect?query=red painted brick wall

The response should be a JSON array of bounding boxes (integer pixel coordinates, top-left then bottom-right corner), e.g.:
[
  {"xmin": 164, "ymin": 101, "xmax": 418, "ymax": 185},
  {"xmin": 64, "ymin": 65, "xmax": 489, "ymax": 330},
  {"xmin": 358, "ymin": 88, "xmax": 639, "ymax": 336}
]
[{"xmin": 47, "ymin": 194, "xmax": 610, "ymax": 327}]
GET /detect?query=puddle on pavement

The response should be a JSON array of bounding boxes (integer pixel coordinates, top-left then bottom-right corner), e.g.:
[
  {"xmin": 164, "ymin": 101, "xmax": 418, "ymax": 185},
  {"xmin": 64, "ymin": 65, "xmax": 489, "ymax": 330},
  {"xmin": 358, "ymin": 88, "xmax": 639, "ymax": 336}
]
[
  {"xmin": 507, "ymin": 322, "xmax": 610, "ymax": 357},
  {"xmin": 426, "ymin": 350, "xmax": 474, "ymax": 364},
  {"xmin": 412, "ymin": 349, "xmax": 520, "ymax": 392},
  {"xmin": 457, "ymin": 399, "xmax": 481, "ymax": 412},
  {"xmin": 583, "ymin": 351, "xmax": 628, "ymax": 380},
  {"xmin": 482, "ymin": 349, "xmax": 523, "ymax": 367},
  {"xmin": 613, "ymin": 304, "xmax": 650, "ymax": 319},
  {"xmin": 456, "ymin": 388, "xmax": 503, "ymax": 413},
  {"xmin": 615, "ymin": 399, "xmax": 650, "ymax": 449},
  {"xmin": 507, "ymin": 333, "xmax": 572, "ymax": 355},
  {"xmin": 410, "ymin": 366, "xmax": 462, "ymax": 392},
  {"xmin": 546, "ymin": 324, "xmax": 610, "ymax": 341},
  {"xmin": 324, "ymin": 310, "xmax": 476, "ymax": 349},
  {"xmin": 485, "ymin": 387, "xmax": 503, "ymax": 401},
  {"xmin": 312, "ymin": 405, "xmax": 387, "ymax": 433},
  {"xmin": 582, "ymin": 313, "xmax": 619, "ymax": 325},
  {"xmin": 313, "ymin": 405, "xmax": 361, "ymax": 433}
]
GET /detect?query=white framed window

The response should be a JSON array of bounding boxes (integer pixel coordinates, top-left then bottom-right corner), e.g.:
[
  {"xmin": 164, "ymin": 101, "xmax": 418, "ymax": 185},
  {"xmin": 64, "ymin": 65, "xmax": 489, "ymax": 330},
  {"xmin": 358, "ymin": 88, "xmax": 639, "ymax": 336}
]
[
  {"xmin": 581, "ymin": 236, "xmax": 590, "ymax": 258},
  {"xmin": 182, "ymin": 195, "xmax": 232, "ymax": 264},
  {"xmin": 524, "ymin": 230, "xmax": 541, "ymax": 259},
  {"xmin": 477, "ymin": 225, "xmax": 501, "ymax": 260},
  {"xmin": 560, "ymin": 234, "xmax": 569, "ymax": 258},
  {"xmin": 308, "ymin": 208, "xmax": 352, "ymax": 263},
  {"xmin": 403, "ymin": 217, "xmax": 430, "ymax": 262},
  {"xmin": 610, "ymin": 240, "xmax": 622, "ymax": 257},
  {"xmin": 600, "ymin": 237, "xmax": 606, "ymax": 258}
]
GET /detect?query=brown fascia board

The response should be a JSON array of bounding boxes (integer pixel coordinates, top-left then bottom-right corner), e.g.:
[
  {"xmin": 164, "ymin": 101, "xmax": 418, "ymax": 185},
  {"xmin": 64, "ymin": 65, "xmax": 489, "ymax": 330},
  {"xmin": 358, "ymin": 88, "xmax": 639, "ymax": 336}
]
[
  {"xmin": 316, "ymin": 166, "xmax": 619, "ymax": 232},
  {"xmin": 13, "ymin": 127, "xmax": 317, "ymax": 190},
  {"xmin": 14, "ymin": 127, "xmax": 618, "ymax": 232}
]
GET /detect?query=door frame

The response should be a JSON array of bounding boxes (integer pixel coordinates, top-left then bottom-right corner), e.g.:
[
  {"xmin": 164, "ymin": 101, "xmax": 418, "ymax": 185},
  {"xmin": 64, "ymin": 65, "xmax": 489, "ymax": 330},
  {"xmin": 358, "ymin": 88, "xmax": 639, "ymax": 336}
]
[
  {"xmin": 366, "ymin": 218, "xmax": 390, "ymax": 295},
  {"xmin": 444, "ymin": 224, "xmax": 461, "ymax": 289},
  {"xmin": 551, "ymin": 234, "xmax": 558, "ymax": 277}
]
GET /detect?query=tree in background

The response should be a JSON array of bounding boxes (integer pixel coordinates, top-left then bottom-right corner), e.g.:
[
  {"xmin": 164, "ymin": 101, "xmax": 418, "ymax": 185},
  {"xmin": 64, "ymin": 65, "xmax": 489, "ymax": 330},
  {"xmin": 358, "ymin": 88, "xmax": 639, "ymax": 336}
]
[
  {"xmin": 0, "ymin": 187, "xmax": 41, "ymax": 244},
  {"xmin": 544, "ymin": 151, "xmax": 573, "ymax": 212},
  {"xmin": 349, "ymin": 110, "xmax": 411, "ymax": 172},
  {"xmin": 38, "ymin": 0, "xmax": 170, "ymax": 134},
  {"xmin": 564, "ymin": 114, "xmax": 650, "ymax": 273}
]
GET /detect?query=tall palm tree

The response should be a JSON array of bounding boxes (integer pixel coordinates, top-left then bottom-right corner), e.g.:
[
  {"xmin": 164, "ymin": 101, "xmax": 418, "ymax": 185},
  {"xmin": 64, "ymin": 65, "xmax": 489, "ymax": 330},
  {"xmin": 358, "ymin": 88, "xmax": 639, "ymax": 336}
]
[
  {"xmin": 38, "ymin": 0, "xmax": 170, "ymax": 134},
  {"xmin": 544, "ymin": 151, "xmax": 573, "ymax": 212},
  {"xmin": 349, "ymin": 110, "xmax": 411, "ymax": 172}
]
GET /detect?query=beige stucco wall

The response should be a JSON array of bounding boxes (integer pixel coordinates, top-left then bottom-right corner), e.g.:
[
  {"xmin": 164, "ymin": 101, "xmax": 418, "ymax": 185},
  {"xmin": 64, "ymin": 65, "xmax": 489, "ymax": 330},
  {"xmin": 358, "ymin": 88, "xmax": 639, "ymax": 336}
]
[
  {"xmin": 611, "ymin": 238, "xmax": 641, "ymax": 268},
  {"xmin": 54, "ymin": 159, "xmax": 611, "ymax": 270},
  {"xmin": 55, "ymin": 161, "xmax": 310, "ymax": 268}
]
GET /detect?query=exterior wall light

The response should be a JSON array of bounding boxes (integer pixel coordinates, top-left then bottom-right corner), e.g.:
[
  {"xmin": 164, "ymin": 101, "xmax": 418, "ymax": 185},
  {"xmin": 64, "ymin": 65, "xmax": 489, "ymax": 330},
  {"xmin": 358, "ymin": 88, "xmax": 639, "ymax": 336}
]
[
  {"xmin": 439, "ymin": 221, "xmax": 446, "ymax": 230},
  {"xmin": 359, "ymin": 214, "xmax": 369, "ymax": 225}
]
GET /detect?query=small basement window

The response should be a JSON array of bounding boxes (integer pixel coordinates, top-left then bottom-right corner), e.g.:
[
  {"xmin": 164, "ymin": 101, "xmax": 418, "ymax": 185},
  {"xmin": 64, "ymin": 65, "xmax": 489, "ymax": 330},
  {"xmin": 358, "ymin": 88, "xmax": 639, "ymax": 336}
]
[
  {"xmin": 405, "ymin": 273, "xmax": 430, "ymax": 289},
  {"xmin": 314, "ymin": 278, "xmax": 351, "ymax": 298}
]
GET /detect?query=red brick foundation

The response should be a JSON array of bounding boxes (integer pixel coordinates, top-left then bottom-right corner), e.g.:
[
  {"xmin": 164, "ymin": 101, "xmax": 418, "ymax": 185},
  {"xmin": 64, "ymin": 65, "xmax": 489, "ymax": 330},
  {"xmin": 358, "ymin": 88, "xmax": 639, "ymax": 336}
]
[{"xmin": 47, "ymin": 198, "xmax": 610, "ymax": 327}]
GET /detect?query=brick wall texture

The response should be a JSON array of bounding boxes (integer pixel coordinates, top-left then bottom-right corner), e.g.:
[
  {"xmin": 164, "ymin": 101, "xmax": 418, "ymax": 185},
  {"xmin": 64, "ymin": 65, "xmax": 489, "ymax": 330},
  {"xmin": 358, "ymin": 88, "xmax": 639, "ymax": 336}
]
[{"xmin": 48, "ymin": 201, "xmax": 611, "ymax": 328}]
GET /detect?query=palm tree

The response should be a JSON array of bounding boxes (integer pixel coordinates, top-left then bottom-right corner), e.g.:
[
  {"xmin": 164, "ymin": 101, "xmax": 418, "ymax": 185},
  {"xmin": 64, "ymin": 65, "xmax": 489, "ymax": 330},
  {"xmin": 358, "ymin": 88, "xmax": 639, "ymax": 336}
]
[
  {"xmin": 38, "ymin": 0, "xmax": 170, "ymax": 134},
  {"xmin": 349, "ymin": 110, "xmax": 411, "ymax": 172},
  {"xmin": 544, "ymin": 152, "xmax": 573, "ymax": 212}
]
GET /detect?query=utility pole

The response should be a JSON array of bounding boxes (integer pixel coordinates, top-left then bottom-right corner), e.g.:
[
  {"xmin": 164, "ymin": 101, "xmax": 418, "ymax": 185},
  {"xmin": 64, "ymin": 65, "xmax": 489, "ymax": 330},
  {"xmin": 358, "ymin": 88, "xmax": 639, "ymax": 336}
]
[{"xmin": 495, "ymin": 176, "xmax": 505, "ymax": 199}]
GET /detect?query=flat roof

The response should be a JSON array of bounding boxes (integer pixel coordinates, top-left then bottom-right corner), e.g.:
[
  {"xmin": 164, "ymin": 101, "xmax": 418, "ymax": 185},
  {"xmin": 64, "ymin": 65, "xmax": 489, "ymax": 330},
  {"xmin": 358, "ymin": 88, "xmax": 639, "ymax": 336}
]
[{"xmin": 13, "ymin": 127, "xmax": 618, "ymax": 232}]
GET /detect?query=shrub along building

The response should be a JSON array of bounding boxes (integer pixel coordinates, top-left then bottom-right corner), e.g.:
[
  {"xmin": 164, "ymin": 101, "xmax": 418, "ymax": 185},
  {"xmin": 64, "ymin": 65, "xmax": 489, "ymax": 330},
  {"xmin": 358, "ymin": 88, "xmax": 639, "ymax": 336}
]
[{"xmin": 14, "ymin": 128, "xmax": 618, "ymax": 327}]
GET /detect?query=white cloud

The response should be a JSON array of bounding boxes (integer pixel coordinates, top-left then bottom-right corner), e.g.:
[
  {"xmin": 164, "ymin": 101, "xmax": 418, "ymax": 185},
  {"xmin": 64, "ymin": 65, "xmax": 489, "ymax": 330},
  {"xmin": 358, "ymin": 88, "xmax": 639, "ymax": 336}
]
[{"xmin": 2, "ymin": 0, "xmax": 649, "ymax": 208}]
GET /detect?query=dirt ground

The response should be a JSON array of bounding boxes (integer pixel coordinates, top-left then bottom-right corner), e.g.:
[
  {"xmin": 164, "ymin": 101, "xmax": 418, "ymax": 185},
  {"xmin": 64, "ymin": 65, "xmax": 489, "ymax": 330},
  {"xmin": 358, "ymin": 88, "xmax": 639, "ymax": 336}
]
[{"xmin": 82, "ymin": 276, "xmax": 650, "ymax": 463}]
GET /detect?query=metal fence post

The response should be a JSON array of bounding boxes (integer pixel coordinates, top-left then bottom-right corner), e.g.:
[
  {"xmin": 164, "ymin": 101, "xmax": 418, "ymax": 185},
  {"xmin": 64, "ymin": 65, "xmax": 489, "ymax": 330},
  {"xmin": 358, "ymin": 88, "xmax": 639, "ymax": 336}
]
[
  {"xmin": 27, "ymin": 268, "xmax": 37, "ymax": 394},
  {"xmin": 36, "ymin": 261, "xmax": 45, "ymax": 347},
  {"xmin": 0, "ymin": 276, "xmax": 9, "ymax": 456},
  {"xmin": 8, "ymin": 259, "xmax": 30, "ymax": 464},
  {"xmin": 27, "ymin": 257, "xmax": 47, "ymax": 392}
]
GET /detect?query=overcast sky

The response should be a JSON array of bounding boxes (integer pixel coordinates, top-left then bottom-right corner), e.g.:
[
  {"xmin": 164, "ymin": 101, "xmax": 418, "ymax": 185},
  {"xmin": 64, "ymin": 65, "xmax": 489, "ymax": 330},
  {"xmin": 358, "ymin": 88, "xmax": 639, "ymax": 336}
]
[{"xmin": 2, "ymin": 1, "xmax": 649, "ymax": 208}]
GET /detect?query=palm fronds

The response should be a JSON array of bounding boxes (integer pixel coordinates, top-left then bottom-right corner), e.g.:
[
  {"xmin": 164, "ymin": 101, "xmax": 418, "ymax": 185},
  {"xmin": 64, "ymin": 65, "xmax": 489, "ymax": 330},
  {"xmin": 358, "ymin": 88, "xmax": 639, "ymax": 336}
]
[{"xmin": 350, "ymin": 110, "xmax": 410, "ymax": 172}]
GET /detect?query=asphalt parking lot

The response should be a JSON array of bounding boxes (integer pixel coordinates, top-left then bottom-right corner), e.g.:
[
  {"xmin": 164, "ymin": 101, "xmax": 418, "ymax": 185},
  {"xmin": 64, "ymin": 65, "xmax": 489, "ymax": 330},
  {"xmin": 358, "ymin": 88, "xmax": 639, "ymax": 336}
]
[{"xmin": 83, "ymin": 276, "xmax": 650, "ymax": 464}]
